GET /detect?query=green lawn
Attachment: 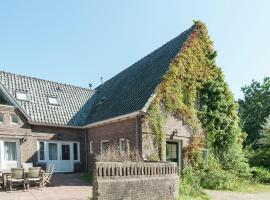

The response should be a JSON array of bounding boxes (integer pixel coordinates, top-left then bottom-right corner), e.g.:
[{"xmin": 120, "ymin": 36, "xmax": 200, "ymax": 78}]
[
  {"xmin": 237, "ymin": 183, "xmax": 270, "ymax": 193},
  {"xmin": 178, "ymin": 194, "xmax": 210, "ymax": 200}
]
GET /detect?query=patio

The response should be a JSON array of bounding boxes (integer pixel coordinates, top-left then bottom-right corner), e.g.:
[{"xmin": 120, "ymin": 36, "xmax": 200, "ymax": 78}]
[{"xmin": 0, "ymin": 173, "xmax": 92, "ymax": 200}]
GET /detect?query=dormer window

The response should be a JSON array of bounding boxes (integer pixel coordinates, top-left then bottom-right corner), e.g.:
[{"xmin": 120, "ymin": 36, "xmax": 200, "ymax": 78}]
[
  {"xmin": 11, "ymin": 114, "xmax": 19, "ymax": 124},
  {"xmin": 16, "ymin": 91, "xmax": 28, "ymax": 101},
  {"xmin": 48, "ymin": 96, "xmax": 59, "ymax": 105}
]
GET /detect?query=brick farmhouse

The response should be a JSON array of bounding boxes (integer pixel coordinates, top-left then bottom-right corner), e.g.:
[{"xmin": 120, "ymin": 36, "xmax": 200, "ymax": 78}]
[{"xmin": 0, "ymin": 25, "xmax": 196, "ymax": 172}]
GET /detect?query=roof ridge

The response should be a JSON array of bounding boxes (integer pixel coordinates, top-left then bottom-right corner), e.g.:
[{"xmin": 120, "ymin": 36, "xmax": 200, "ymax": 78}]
[{"xmin": 0, "ymin": 70, "xmax": 93, "ymax": 92}]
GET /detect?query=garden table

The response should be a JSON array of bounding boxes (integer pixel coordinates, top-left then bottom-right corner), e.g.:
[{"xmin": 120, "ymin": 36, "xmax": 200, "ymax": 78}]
[{"xmin": 1, "ymin": 168, "xmax": 37, "ymax": 191}]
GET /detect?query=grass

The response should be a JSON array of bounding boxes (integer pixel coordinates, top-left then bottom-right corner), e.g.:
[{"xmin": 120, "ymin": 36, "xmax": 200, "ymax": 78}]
[
  {"xmin": 237, "ymin": 182, "xmax": 270, "ymax": 193},
  {"xmin": 178, "ymin": 194, "xmax": 211, "ymax": 200}
]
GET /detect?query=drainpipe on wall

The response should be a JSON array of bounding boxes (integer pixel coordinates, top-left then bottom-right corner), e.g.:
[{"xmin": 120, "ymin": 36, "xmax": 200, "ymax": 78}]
[
  {"xmin": 135, "ymin": 116, "xmax": 142, "ymax": 153},
  {"xmin": 85, "ymin": 129, "xmax": 88, "ymax": 171}
]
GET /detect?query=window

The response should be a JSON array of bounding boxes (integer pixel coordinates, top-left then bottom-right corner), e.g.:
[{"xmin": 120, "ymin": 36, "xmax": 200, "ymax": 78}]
[
  {"xmin": 62, "ymin": 144, "xmax": 70, "ymax": 160},
  {"xmin": 48, "ymin": 96, "xmax": 59, "ymax": 105},
  {"xmin": 73, "ymin": 142, "xmax": 80, "ymax": 161},
  {"xmin": 166, "ymin": 142, "xmax": 178, "ymax": 163},
  {"xmin": 16, "ymin": 91, "xmax": 28, "ymax": 101},
  {"xmin": 4, "ymin": 141, "xmax": 17, "ymax": 161},
  {"xmin": 11, "ymin": 114, "xmax": 19, "ymax": 124},
  {"xmin": 119, "ymin": 138, "xmax": 126, "ymax": 153},
  {"xmin": 38, "ymin": 141, "xmax": 45, "ymax": 161},
  {"xmin": 48, "ymin": 143, "xmax": 58, "ymax": 160},
  {"xmin": 0, "ymin": 113, "xmax": 4, "ymax": 123},
  {"xmin": 100, "ymin": 140, "xmax": 109, "ymax": 155},
  {"xmin": 89, "ymin": 141, "xmax": 93, "ymax": 154}
]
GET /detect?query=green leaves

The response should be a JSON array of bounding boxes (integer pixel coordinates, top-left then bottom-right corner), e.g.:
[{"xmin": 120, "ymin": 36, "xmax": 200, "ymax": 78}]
[
  {"xmin": 239, "ymin": 77, "xmax": 270, "ymax": 146},
  {"xmin": 147, "ymin": 21, "xmax": 247, "ymax": 177}
]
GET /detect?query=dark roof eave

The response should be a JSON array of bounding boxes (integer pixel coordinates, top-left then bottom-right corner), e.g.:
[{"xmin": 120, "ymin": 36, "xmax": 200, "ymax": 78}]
[
  {"xmin": 29, "ymin": 121, "xmax": 85, "ymax": 130},
  {"xmin": 84, "ymin": 110, "xmax": 146, "ymax": 129}
]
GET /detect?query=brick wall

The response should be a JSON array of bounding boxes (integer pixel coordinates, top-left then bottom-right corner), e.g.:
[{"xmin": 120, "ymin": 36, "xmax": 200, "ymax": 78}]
[
  {"xmin": 141, "ymin": 114, "xmax": 193, "ymax": 161},
  {"xmin": 0, "ymin": 105, "xmax": 86, "ymax": 171},
  {"xmin": 93, "ymin": 162, "xmax": 179, "ymax": 200},
  {"xmin": 87, "ymin": 118, "xmax": 138, "ymax": 170}
]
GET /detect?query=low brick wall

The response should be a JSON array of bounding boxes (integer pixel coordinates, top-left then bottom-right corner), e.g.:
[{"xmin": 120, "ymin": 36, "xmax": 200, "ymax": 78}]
[{"xmin": 93, "ymin": 162, "xmax": 179, "ymax": 200}]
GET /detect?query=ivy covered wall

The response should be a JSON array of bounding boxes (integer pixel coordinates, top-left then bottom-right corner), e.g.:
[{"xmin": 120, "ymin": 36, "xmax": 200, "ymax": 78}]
[{"xmin": 142, "ymin": 21, "xmax": 246, "ymax": 170}]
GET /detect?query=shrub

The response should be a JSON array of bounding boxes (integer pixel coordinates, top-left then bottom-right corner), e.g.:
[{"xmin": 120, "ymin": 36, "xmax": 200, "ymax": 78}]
[
  {"xmin": 251, "ymin": 167, "xmax": 270, "ymax": 184},
  {"xmin": 197, "ymin": 155, "xmax": 241, "ymax": 190},
  {"xmin": 95, "ymin": 145, "xmax": 142, "ymax": 162},
  {"xmin": 249, "ymin": 147, "xmax": 270, "ymax": 169},
  {"xmin": 179, "ymin": 165, "xmax": 209, "ymax": 200},
  {"xmin": 200, "ymin": 169, "xmax": 240, "ymax": 190}
]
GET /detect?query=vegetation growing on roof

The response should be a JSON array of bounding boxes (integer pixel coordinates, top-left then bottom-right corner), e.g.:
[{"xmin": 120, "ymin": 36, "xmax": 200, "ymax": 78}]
[{"xmin": 146, "ymin": 21, "xmax": 250, "ymax": 191}]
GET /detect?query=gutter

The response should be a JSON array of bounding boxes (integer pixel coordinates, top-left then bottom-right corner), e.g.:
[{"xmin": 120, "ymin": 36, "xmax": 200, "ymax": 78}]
[
  {"xmin": 28, "ymin": 111, "xmax": 146, "ymax": 130},
  {"xmin": 28, "ymin": 122, "xmax": 84, "ymax": 130},
  {"xmin": 84, "ymin": 111, "xmax": 146, "ymax": 128},
  {"xmin": 0, "ymin": 83, "xmax": 147, "ymax": 130}
]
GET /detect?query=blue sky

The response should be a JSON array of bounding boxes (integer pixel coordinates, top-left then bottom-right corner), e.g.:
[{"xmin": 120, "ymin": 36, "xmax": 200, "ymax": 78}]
[{"xmin": 0, "ymin": 1, "xmax": 269, "ymax": 99}]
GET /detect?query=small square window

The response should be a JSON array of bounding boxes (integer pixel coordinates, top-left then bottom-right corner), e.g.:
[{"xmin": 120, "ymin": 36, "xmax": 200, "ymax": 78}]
[
  {"xmin": 73, "ymin": 142, "xmax": 80, "ymax": 161},
  {"xmin": 11, "ymin": 114, "xmax": 19, "ymax": 124},
  {"xmin": 0, "ymin": 114, "xmax": 4, "ymax": 123},
  {"xmin": 38, "ymin": 141, "xmax": 45, "ymax": 161},
  {"xmin": 48, "ymin": 96, "xmax": 59, "ymax": 105},
  {"xmin": 16, "ymin": 91, "xmax": 28, "ymax": 101},
  {"xmin": 100, "ymin": 140, "xmax": 109, "ymax": 155},
  {"xmin": 89, "ymin": 141, "xmax": 93, "ymax": 154},
  {"xmin": 119, "ymin": 138, "xmax": 126, "ymax": 153}
]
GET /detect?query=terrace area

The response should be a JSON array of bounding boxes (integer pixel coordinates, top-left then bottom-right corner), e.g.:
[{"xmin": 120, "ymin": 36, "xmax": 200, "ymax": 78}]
[{"xmin": 0, "ymin": 173, "xmax": 92, "ymax": 200}]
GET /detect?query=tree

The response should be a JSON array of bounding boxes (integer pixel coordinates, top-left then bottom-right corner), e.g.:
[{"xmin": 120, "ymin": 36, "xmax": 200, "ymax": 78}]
[
  {"xmin": 258, "ymin": 115, "xmax": 270, "ymax": 146},
  {"xmin": 238, "ymin": 77, "xmax": 270, "ymax": 146}
]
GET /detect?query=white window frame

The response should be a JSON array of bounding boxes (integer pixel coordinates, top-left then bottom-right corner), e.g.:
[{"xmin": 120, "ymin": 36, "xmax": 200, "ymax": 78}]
[
  {"xmin": 37, "ymin": 141, "xmax": 46, "ymax": 162},
  {"xmin": 15, "ymin": 91, "xmax": 29, "ymax": 101},
  {"xmin": 100, "ymin": 140, "xmax": 109, "ymax": 155},
  {"xmin": 48, "ymin": 96, "xmax": 60, "ymax": 106},
  {"xmin": 89, "ymin": 141, "xmax": 93, "ymax": 154},
  {"xmin": 73, "ymin": 142, "xmax": 80, "ymax": 162},
  {"xmin": 119, "ymin": 138, "xmax": 126, "ymax": 153},
  {"xmin": 0, "ymin": 139, "xmax": 21, "ymax": 169},
  {"xmin": 37, "ymin": 141, "xmax": 80, "ymax": 162},
  {"xmin": 11, "ymin": 114, "xmax": 19, "ymax": 124}
]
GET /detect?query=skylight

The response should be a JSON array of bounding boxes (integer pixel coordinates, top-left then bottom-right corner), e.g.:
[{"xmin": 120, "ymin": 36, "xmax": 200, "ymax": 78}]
[
  {"xmin": 48, "ymin": 96, "xmax": 59, "ymax": 105},
  {"xmin": 16, "ymin": 91, "xmax": 28, "ymax": 101}
]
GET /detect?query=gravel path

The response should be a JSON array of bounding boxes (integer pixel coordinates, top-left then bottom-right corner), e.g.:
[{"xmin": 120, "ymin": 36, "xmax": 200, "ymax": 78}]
[{"xmin": 206, "ymin": 190, "xmax": 270, "ymax": 200}]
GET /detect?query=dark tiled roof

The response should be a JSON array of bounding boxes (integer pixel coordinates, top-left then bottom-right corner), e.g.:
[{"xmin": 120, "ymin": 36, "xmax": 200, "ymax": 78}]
[
  {"xmin": 0, "ymin": 71, "xmax": 94, "ymax": 126},
  {"xmin": 0, "ymin": 24, "xmax": 195, "ymax": 127},
  {"xmin": 86, "ymin": 25, "xmax": 195, "ymax": 124}
]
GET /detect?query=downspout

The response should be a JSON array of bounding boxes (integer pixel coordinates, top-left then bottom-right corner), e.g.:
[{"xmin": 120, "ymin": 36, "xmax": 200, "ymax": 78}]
[
  {"xmin": 135, "ymin": 116, "xmax": 142, "ymax": 154},
  {"xmin": 85, "ymin": 128, "xmax": 88, "ymax": 171},
  {"xmin": 135, "ymin": 117, "xmax": 139, "ymax": 150}
]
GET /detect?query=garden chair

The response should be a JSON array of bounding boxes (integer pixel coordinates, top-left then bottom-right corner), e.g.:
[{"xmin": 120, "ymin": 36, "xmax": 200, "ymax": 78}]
[
  {"xmin": 42, "ymin": 164, "xmax": 54, "ymax": 187},
  {"xmin": 7, "ymin": 168, "xmax": 27, "ymax": 192},
  {"xmin": 27, "ymin": 167, "xmax": 42, "ymax": 190}
]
